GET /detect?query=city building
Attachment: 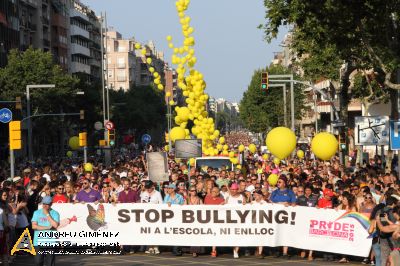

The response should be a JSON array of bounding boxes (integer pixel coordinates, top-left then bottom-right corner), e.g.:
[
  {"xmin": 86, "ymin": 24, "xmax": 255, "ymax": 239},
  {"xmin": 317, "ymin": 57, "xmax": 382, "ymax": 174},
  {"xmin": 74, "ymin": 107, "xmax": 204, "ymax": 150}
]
[
  {"xmin": 68, "ymin": 0, "xmax": 102, "ymax": 82},
  {"xmin": 105, "ymin": 30, "xmax": 136, "ymax": 91},
  {"xmin": 50, "ymin": 0, "xmax": 69, "ymax": 70},
  {"xmin": 135, "ymin": 40, "xmax": 165, "ymax": 87},
  {"xmin": 0, "ymin": 0, "xmax": 19, "ymax": 67}
]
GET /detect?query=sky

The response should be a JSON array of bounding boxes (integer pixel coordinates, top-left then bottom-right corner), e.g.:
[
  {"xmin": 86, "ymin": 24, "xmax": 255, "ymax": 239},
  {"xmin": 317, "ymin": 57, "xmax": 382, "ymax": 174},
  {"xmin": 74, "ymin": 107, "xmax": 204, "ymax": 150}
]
[{"xmin": 83, "ymin": 0, "xmax": 288, "ymax": 103}]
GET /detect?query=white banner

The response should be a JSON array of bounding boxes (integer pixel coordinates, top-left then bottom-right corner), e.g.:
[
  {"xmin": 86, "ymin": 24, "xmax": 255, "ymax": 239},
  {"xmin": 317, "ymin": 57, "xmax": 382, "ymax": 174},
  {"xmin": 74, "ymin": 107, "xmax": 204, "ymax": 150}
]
[{"xmin": 43, "ymin": 203, "xmax": 372, "ymax": 257}]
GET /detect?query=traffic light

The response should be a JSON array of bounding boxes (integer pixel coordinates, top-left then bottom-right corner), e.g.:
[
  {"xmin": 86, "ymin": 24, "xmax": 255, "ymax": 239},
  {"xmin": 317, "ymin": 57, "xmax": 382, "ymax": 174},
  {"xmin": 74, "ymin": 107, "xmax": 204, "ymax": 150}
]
[
  {"xmin": 80, "ymin": 110, "xmax": 84, "ymax": 120},
  {"xmin": 79, "ymin": 132, "xmax": 87, "ymax": 147},
  {"xmin": 339, "ymin": 132, "xmax": 346, "ymax": 151},
  {"xmin": 108, "ymin": 129, "xmax": 116, "ymax": 146},
  {"xmin": 165, "ymin": 132, "xmax": 169, "ymax": 143},
  {"xmin": 261, "ymin": 72, "xmax": 268, "ymax": 90},
  {"xmin": 9, "ymin": 121, "xmax": 21, "ymax": 150},
  {"xmin": 15, "ymin": 97, "xmax": 22, "ymax": 110},
  {"xmin": 99, "ymin": 140, "xmax": 106, "ymax": 146}
]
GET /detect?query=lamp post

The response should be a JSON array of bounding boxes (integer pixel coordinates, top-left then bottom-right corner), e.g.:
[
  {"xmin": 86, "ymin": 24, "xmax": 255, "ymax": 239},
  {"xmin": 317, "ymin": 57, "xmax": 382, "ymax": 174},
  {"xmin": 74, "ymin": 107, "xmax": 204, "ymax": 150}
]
[{"xmin": 26, "ymin": 84, "xmax": 55, "ymax": 161}]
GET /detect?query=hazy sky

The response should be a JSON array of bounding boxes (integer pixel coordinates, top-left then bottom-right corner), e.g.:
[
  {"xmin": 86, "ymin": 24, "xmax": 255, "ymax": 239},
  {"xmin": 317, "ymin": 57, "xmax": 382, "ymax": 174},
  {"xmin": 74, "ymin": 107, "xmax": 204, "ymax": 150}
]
[{"xmin": 83, "ymin": 0, "xmax": 288, "ymax": 102}]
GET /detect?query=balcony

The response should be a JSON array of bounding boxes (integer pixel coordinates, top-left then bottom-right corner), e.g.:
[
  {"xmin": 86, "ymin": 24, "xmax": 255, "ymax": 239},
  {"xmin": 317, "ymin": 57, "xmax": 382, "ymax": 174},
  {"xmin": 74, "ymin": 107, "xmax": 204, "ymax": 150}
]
[
  {"xmin": 21, "ymin": 0, "xmax": 37, "ymax": 8},
  {"xmin": 71, "ymin": 62, "xmax": 91, "ymax": 74},
  {"xmin": 70, "ymin": 24, "xmax": 90, "ymax": 39},
  {"xmin": 89, "ymin": 58, "xmax": 101, "ymax": 67},
  {"xmin": 51, "ymin": 13, "xmax": 67, "ymax": 27},
  {"xmin": 70, "ymin": 8, "xmax": 89, "ymax": 22},
  {"xmin": 71, "ymin": 43, "xmax": 90, "ymax": 57}
]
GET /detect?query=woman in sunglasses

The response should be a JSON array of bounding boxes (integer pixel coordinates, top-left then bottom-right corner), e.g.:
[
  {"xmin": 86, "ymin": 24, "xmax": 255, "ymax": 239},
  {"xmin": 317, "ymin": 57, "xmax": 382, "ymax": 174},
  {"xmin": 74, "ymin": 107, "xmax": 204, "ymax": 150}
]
[{"xmin": 186, "ymin": 185, "xmax": 204, "ymax": 257}]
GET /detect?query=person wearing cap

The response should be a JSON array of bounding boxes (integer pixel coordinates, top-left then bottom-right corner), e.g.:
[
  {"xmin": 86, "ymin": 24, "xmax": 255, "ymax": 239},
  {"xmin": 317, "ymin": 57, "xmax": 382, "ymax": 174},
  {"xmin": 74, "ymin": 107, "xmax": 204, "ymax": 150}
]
[
  {"xmin": 31, "ymin": 196, "xmax": 60, "ymax": 266},
  {"xmin": 164, "ymin": 183, "xmax": 184, "ymax": 256},
  {"xmin": 318, "ymin": 188, "xmax": 334, "ymax": 209},
  {"xmin": 270, "ymin": 175, "xmax": 296, "ymax": 259}
]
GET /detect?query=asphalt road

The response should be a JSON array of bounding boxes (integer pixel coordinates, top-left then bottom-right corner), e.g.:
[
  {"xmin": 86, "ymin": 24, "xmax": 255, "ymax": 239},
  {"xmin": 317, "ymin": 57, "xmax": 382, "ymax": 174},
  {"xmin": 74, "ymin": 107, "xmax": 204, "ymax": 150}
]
[{"xmin": 11, "ymin": 252, "xmax": 366, "ymax": 266}]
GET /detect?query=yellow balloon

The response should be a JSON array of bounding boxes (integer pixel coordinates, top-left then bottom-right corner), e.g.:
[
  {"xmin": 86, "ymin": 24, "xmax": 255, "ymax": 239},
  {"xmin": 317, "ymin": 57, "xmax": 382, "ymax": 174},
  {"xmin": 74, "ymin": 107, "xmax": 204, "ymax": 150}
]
[
  {"xmin": 262, "ymin": 154, "xmax": 269, "ymax": 160},
  {"xmin": 311, "ymin": 132, "xmax": 338, "ymax": 160},
  {"xmin": 223, "ymin": 144, "xmax": 228, "ymax": 150},
  {"xmin": 217, "ymin": 144, "xmax": 223, "ymax": 151},
  {"xmin": 66, "ymin": 151, "xmax": 73, "ymax": 158},
  {"xmin": 134, "ymin": 43, "xmax": 141, "ymax": 49},
  {"xmin": 236, "ymin": 164, "xmax": 242, "ymax": 170},
  {"xmin": 157, "ymin": 84, "xmax": 164, "ymax": 90},
  {"xmin": 170, "ymin": 127, "xmax": 186, "ymax": 142},
  {"xmin": 166, "ymin": 92, "xmax": 171, "ymax": 97},
  {"xmin": 169, "ymin": 100, "xmax": 175, "ymax": 106},
  {"xmin": 165, "ymin": 145, "xmax": 169, "ymax": 151},
  {"xmin": 166, "ymin": 35, "xmax": 172, "ymax": 41},
  {"xmin": 229, "ymin": 151, "xmax": 235, "ymax": 158},
  {"xmin": 248, "ymin": 143, "xmax": 257, "ymax": 153},
  {"xmin": 266, "ymin": 127, "xmax": 296, "ymax": 159},
  {"xmin": 177, "ymin": 107, "xmax": 190, "ymax": 122},
  {"xmin": 219, "ymin": 137, "xmax": 225, "ymax": 144},
  {"xmin": 231, "ymin": 158, "xmax": 239, "ymax": 165},
  {"xmin": 238, "ymin": 144, "xmax": 245, "ymax": 152},
  {"xmin": 68, "ymin": 136, "xmax": 79, "ymax": 150},
  {"xmin": 146, "ymin": 58, "xmax": 152, "ymax": 64},
  {"xmin": 268, "ymin": 174, "xmax": 279, "ymax": 186},
  {"xmin": 189, "ymin": 158, "xmax": 195, "ymax": 166},
  {"xmin": 297, "ymin": 150, "xmax": 305, "ymax": 159},
  {"xmin": 273, "ymin": 157, "xmax": 281, "ymax": 165},
  {"xmin": 84, "ymin": 163, "xmax": 93, "ymax": 172}
]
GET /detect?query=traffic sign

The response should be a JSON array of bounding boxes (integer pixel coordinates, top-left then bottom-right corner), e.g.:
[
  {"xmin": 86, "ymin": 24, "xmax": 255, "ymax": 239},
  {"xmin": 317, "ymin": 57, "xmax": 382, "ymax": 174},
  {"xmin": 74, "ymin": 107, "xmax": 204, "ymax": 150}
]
[
  {"xmin": 390, "ymin": 120, "xmax": 400, "ymax": 150},
  {"xmin": 105, "ymin": 121, "xmax": 114, "ymax": 130},
  {"xmin": 141, "ymin": 134, "xmax": 151, "ymax": 144},
  {"xmin": 0, "ymin": 108, "xmax": 12, "ymax": 123}
]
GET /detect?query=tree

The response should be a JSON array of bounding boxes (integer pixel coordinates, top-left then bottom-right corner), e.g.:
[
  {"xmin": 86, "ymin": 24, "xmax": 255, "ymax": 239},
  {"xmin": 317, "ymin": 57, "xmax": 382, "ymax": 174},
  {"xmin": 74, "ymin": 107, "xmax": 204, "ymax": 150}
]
[
  {"xmin": 259, "ymin": 0, "xmax": 400, "ymax": 116},
  {"xmin": 0, "ymin": 48, "xmax": 80, "ymax": 157},
  {"xmin": 110, "ymin": 85, "xmax": 167, "ymax": 144},
  {"xmin": 239, "ymin": 65, "xmax": 306, "ymax": 133}
]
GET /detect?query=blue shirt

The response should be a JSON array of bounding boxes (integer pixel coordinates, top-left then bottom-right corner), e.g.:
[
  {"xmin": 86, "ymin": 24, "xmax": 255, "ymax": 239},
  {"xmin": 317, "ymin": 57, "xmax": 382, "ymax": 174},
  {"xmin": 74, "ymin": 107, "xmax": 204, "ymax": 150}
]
[
  {"xmin": 31, "ymin": 208, "xmax": 60, "ymax": 246},
  {"xmin": 163, "ymin": 193, "xmax": 184, "ymax": 205},
  {"xmin": 270, "ymin": 188, "xmax": 296, "ymax": 204}
]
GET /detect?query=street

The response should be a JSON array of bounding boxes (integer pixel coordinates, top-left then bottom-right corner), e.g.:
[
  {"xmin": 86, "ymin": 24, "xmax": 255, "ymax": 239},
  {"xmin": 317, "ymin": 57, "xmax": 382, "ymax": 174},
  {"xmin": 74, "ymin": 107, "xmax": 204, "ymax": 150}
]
[{"xmin": 12, "ymin": 253, "xmax": 363, "ymax": 266}]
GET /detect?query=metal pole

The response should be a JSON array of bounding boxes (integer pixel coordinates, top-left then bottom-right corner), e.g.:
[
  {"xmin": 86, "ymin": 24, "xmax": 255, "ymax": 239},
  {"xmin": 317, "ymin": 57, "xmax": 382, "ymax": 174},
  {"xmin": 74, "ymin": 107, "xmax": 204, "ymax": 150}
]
[
  {"xmin": 10, "ymin": 149, "xmax": 14, "ymax": 179},
  {"xmin": 84, "ymin": 146, "xmax": 87, "ymax": 164},
  {"xmin": 283, "ymin": 84, "xmax": 287, "ymax": 127},
  {"xmin": 290, "ymin": 75, "xmax": 295, "ymax": 131},
  {"xmin": 26, "ymin": 86, "xmax": 32, "ymax": 161},
  {"xmin": 105, "ymin": 12, "xmax": 110, "ymax": 122},
  {"xmin": 100, "ymin": 12, "xmax": 106, "ymax": 124},
  {"xmin": 314, "ymin": 92, "xmax": 318, "ymax": 133}
]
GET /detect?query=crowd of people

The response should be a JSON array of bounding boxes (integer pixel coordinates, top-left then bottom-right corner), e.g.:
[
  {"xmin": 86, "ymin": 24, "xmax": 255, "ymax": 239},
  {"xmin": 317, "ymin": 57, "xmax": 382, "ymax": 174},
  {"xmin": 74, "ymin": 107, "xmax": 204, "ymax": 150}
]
[{"xmin": 0, "ymin": 146, "xmax": 399, "ymax": 266}]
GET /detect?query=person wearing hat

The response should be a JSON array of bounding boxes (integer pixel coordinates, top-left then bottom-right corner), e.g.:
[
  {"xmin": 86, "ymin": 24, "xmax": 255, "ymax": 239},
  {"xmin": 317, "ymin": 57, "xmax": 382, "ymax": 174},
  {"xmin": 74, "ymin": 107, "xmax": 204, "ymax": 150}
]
[
  {"xmin": 164, "ymin": 183, "xmax": 184, "ymax": 256},
  {"xmin": 270, "ymin": 175, "xmax": 296, "ymax": 259},
  {"xmin": 31, "ymin": 196, "xmax": 60, "ymax": 266}
]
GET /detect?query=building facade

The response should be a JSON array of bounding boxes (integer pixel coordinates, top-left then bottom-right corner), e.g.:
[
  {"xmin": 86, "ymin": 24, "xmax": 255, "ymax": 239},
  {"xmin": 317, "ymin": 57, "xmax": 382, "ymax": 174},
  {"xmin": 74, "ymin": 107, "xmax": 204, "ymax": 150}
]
[
  {"xmin": 105, "ymin": 30, "xmax": 136, "ymax": 91},
  {"xmin": 0, "ymin": 0, "xmax": 20, "ymax": 67}
]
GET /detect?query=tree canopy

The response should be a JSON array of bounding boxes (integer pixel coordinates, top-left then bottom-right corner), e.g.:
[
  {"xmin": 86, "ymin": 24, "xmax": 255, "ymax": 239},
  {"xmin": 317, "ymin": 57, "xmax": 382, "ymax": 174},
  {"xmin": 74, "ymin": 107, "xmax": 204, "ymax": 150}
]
[{"xmin": 239, "ymin": 65, "xmax": 305, "ymax": 133}]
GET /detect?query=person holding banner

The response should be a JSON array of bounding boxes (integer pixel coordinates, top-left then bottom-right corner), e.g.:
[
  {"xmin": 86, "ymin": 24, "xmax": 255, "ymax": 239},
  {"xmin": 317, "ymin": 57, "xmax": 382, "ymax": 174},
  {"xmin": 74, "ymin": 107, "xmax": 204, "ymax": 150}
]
[
  {"xmin": 270, "ymin": 175, "xmax": 296, "ymax": 259},
  {"xmin": 187, "ymin": 185, "xmax": 204, "ymax": 257},
  {"xmin": 252, "ymin": 190, "xmax": 267, "ymax": 259},
  {"xmin": 164, "ymin": 184, "xmax": 184, "ymax": 256},
  {"xmin": 225, "ymin": 182, "xmax": 245, "ymax": 259}
]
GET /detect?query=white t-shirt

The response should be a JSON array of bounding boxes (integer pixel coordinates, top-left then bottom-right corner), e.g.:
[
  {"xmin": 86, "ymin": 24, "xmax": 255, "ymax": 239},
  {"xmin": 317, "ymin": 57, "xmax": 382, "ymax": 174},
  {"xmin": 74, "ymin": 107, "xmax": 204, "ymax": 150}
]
[
  {"xmin": 252, "ymin": 200, "xmax": 267, "ymax": 205},
  {"xmin": 140, "ymin": 190, "xmax": 163, "ymax": 204},
  {"xmin": 226, "ymin": 194, "xmax": 245, "ymax": 204}
]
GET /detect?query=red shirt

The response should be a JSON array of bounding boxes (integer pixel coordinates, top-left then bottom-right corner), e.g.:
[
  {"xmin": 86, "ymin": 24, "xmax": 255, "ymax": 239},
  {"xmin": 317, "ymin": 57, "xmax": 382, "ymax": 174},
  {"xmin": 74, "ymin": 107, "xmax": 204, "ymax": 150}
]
[
  {"xmin": 53, "ymin": 194, "xmax": 68, "ymax": 203},
  {"xmin": 204, "ymin": 194, "xmax": 224, "ymax": 205},
  {"xmin": 318, "ymin": 198, "xmax": 333, "ymax": 209},
  {"xmin": 23, "ymin": 176, "xmax": 30, "ymax": 187}
]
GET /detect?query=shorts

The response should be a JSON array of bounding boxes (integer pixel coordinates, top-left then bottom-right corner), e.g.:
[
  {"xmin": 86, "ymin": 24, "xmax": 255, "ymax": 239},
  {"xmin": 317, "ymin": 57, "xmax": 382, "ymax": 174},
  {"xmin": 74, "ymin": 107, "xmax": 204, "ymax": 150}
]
[{"xmin": 390, "ymin": 250, "xmax": 400, "ymax": 266}]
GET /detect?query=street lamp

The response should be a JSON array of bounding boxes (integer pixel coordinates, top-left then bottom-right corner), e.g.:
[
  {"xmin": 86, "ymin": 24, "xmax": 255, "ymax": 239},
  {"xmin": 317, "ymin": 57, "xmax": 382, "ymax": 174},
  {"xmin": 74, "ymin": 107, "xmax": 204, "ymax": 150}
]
[{"xmin": 26, "ymin": 84, "xmax": 55, "ymax": 161}]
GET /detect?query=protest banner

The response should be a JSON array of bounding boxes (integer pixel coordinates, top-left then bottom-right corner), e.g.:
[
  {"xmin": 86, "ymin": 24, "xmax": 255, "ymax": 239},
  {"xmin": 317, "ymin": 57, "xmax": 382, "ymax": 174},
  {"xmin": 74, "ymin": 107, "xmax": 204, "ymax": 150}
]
[{"xmin": 46, "ymin": 203, "xmax": 372, "ymax": 257}]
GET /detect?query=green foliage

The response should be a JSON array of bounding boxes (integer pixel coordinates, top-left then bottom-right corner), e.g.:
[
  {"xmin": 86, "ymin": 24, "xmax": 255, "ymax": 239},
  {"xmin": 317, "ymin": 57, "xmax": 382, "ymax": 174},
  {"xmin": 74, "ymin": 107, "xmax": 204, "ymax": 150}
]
[
  {"xmin": 0, "ymin": 48, "xmax": 79, "ymax": 114},
  {"xmin": 110, "ymin": 85, "xmax": 167, "ymax": 136},
  {"xmin": 239, "ymin": 65, "xmax": 305, "ymax": 133},
  {"xmin": 259, "ymin": 0, "xmax": 400, "ymax": 89}
]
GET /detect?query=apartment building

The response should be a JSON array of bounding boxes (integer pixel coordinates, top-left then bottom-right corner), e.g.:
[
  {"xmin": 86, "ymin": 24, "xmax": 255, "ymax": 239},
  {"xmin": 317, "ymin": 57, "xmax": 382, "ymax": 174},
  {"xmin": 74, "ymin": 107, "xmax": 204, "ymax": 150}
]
[
  {"xmin": 0, "ymin": 0, "xmax": 19, "ymax": 67},
  {"xmin": 135, "ymin": 40, "xmax": 165, "ymax": 87},
  {"xmin": 68, "ymin": 0, "xmax": 101, "ymax": 82},
  {"xmin": 105, "ymin": 30, "xmax": 136, "ymax": 91}
]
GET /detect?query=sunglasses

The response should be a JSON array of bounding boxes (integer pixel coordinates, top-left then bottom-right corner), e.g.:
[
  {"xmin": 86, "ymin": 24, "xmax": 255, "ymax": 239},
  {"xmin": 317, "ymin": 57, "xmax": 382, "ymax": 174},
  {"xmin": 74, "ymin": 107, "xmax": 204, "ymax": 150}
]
[
  {"xmin": 189, "ymin": 190, "xmax": 196, "ymax": 192},
  {"xmin": 57, "ymin": 187, "xmax": 64, "ymax": 190},
  {"xmin": 364, "ymin": 196, "xmax": 372, "ymax": 199}
]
